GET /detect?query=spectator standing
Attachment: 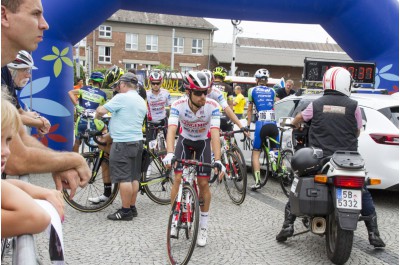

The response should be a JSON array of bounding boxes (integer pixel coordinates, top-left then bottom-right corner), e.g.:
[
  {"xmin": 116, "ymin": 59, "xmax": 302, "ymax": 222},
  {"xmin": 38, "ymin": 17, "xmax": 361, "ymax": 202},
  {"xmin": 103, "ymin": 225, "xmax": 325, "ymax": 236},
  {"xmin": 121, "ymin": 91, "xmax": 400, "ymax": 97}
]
[
  {"xmin": 95, "ymin": 73, "xmax": 147, "ymax": 221},
  {"xmin": 74, "ymin": 78, "xmax": 84, "ymax": 90},
  {"xmin": 1, "ymin": 0, "xmax": 90, "ymax": 198},
  {"xmin": 276, "ymin": 79, "xmax": 296, "ymax": 100},
  {"xmin": 5, "ymin": 50, "xmax": 51, "ymax": 136},
  {"xmin": 233, "ymin": 85, "xmax": 246, "ymax": 119}
]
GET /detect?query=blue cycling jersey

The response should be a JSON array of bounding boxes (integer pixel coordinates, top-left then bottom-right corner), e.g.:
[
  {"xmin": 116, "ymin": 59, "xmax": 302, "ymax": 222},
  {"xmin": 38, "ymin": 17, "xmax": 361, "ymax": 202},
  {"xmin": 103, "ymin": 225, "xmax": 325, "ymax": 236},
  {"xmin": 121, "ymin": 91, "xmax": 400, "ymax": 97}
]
[
  {"xmin": 78, "ymin": 85, "xmax": 107, "ymax": 110},
  {"xmin": 248, "ymin": 85, "xmax": 278, "ymax": 150},
  {"xmin": 247, "ymin": 85, "xmax": 276, "ymax": 112}
]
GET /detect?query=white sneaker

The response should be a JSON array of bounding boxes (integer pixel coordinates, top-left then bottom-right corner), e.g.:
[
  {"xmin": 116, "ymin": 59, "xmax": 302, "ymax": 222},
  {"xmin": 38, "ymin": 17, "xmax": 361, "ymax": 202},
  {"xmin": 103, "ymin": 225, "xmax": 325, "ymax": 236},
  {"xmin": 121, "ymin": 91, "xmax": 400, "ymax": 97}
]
[
  {"xmin": 88, "ymin": 194, "xmax": 109, "ymax": 204},
  {"xmin": 197, "ymin": 228, "xmax": 208, "ymax": 247},
  {"xmin": 251, "ymin": 182, "xmax": 261, "ymax": 190},
  {"xmin": 170, "ymin": 225, "xmax": 178, "ymax": 238}
]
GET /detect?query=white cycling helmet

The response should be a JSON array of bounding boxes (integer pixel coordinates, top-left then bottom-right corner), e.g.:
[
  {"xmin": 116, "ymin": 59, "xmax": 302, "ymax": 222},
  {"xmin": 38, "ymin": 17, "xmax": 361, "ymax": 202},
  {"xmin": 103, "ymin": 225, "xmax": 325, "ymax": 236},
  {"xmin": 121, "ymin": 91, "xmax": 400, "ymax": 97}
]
[
  {"xmin": 255, "ymin": 68, "xmax": 270, "ymax": 80},
  {"xmin": 323, "ymin": 67, "xmax": 352, "ymax": 97},
  {"xmin": 183, "ymin": 71, "xmax": 211, "ymax": 91},
  {"xmin": 7, "ymin": 50, "xmax": 37, "ymax": 70}
]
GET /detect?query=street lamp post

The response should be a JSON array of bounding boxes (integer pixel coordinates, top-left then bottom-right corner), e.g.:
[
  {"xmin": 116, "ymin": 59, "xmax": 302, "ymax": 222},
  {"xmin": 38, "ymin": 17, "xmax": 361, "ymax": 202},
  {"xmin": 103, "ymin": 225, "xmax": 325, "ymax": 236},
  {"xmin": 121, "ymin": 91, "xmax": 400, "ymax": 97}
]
[{"xmin": 231, "ymin": 20, "xmax": 241, "ymax": 76}]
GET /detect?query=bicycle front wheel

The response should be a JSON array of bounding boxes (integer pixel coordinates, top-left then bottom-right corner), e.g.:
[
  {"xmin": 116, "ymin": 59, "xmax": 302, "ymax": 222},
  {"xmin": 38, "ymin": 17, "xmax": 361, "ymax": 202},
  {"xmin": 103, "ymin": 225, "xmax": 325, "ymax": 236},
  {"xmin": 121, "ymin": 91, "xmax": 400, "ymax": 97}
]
[
  {"xmin": 143, "ymin": 156, "xmax": 173, "ymax": 205},
  {"xmin": 167, "ymin": 184, "xmax": 199, "ymax": 265},
  {"xmin": 279, "ymin": 150, "xmax": 294, "ymax": 197},
  {"xmin": 223, "ymin": 151, "xmax": 247, "ymax": 205},
  {"xmin": 62, "ymin": 152, "xmax": 119, "ymax": 212}
]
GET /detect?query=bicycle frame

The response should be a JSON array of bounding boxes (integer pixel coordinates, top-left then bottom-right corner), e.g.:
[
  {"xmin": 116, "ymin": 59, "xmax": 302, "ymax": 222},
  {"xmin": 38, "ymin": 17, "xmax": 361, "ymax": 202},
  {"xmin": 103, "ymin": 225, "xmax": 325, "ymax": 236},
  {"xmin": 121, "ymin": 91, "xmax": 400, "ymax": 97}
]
[{"xmin": 171, "ymin": 163, "xmax": 199, "ymax": 229}]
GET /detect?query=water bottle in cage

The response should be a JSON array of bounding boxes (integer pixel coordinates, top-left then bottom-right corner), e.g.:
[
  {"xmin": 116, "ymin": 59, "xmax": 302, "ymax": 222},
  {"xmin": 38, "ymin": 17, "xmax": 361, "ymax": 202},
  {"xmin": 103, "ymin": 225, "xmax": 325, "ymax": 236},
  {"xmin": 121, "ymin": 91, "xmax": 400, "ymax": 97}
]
[
  {"xmin": 181, "ymin": 189, "xmax": 188, "ymax": 222},
  {"xmin": 269, "ymin": 150, "xmax": 276, "ymax": 163}
]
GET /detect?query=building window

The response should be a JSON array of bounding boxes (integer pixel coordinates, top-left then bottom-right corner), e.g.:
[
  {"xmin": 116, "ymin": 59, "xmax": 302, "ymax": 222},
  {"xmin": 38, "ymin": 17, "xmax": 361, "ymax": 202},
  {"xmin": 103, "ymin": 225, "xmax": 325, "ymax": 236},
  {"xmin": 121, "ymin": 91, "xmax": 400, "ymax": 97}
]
[
  {"xmin": 99, "ymin": 25, "xmax": 112, "ymax": 38},
  {"xmin": 146, "ymin": 35, "xmax": 158, "ymax": 51},
  {"xmin": 126, "ymin": 33, "xmax": 138, "ymax": 50},
  {"xmin": 125, "ymin": 63, "xmax": 138, "ymax": 70},
  {"xmin": 174, "ymin": 37, "xmax": 184, "ymax": 53},
  {"xmin": 181, "ymin": 66, "xmax": 193, "ymax": 73},
  {"xmin": 192, "ymin": 39, "xmax": 203, "ymax": 54},
  {"xmin": 98, "ymin": 46, "xmax": 111, "ymax": 63}
]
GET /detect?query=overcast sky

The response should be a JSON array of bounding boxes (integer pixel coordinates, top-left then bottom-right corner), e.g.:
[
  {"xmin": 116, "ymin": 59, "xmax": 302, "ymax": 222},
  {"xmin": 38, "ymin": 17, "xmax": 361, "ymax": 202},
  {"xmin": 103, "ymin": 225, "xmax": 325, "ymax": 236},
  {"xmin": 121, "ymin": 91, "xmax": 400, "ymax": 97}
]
[{"xmin": 205, "ymin": 18, "xmax": 336, "ymax": 44}]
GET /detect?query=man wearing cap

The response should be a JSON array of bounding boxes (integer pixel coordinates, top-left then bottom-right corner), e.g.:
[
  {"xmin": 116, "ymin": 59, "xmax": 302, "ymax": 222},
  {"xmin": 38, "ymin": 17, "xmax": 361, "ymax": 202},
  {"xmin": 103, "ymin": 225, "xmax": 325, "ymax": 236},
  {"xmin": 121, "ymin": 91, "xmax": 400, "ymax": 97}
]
[{"xmin": 95, "ymin": 72, "xmax": 147, "ymax": 221}]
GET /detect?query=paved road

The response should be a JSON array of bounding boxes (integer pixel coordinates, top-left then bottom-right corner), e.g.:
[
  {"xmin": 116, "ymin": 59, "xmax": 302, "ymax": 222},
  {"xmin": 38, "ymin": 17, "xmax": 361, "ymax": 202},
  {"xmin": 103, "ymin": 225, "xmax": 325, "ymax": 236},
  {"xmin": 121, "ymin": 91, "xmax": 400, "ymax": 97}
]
[{"xmin": 3, "ymin": 173, "xmax": 398, "ymax": 265}]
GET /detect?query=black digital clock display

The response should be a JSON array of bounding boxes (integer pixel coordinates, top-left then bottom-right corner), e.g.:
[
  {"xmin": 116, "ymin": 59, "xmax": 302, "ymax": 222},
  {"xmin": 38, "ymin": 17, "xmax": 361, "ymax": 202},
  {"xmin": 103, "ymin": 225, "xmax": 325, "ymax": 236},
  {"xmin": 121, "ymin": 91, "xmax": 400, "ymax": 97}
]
[{"xmin": 303, "ymin": 58, "xmax": 376, "ymax": 84}]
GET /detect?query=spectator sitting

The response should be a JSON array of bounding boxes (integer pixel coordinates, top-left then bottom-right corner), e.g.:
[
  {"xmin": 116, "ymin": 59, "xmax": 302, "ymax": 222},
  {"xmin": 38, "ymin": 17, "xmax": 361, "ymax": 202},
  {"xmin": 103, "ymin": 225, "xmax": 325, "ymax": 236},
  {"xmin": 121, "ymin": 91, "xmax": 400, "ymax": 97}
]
[{"xmin": 1, "ymin": 94, "xmax": 64, "ymax": 238}]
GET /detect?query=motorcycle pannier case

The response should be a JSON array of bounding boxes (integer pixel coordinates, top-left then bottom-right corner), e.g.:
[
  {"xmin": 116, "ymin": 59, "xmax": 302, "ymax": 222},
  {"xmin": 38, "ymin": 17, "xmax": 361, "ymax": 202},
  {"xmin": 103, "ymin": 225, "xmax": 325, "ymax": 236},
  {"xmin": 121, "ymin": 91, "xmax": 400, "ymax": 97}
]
[{"xmin": 289, "ymin": 176, "xmax": 333, "ymax": 216}]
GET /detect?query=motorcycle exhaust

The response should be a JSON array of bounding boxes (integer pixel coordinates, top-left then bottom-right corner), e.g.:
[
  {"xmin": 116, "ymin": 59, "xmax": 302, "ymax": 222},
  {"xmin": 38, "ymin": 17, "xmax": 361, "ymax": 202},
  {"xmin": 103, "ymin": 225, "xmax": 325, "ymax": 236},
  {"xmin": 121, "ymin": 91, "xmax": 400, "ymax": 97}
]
[{"xmin": 311, "ymin": 217, "xmax": 326, "ymax": 234}]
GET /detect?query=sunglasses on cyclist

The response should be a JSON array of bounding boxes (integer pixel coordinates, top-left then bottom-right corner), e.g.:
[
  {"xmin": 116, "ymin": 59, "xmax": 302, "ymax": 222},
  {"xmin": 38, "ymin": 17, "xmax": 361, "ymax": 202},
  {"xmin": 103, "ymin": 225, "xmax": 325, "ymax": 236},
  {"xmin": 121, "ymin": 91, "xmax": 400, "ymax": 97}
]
[
  {"xmin": 151, "ymin": 82, "xmax": 160, "ymax": 86},
  {"xmin": 192, "ymin": 90, "xmax": 207, "ymax": 96}
]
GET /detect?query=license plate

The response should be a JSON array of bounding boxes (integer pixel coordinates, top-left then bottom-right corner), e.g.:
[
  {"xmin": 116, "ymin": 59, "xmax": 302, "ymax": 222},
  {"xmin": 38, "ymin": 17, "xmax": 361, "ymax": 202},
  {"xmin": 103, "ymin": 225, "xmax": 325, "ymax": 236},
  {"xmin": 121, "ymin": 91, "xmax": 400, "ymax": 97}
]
[
  {"xmin": 290, "ymin": 178, "xmax": 299, "ymax": 193},
  {"xmin": 336, "ymin": 189, "xmax": 362, "ymax": 210}
]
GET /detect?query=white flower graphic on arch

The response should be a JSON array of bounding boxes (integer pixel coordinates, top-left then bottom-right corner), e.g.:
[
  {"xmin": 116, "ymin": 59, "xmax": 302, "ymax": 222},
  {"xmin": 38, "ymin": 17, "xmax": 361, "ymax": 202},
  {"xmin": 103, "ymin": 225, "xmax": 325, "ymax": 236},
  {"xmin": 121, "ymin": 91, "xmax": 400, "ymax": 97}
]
[
  {"xmin": 375, "ymin": 64, "xmax": 399, "ymax": 89},
  {"xmin": 19, "ymin": 76, "xmax": 71, "ymax": 117}
]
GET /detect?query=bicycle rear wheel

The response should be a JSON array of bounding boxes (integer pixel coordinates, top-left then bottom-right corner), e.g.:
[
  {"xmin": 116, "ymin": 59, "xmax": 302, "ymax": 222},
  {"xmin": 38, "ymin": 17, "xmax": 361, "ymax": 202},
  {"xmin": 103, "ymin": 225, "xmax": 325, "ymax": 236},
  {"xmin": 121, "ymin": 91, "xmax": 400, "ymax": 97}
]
[
  {"xmin": 223, "ymin": 151, "xmax": 247, "ymax": 205},
  {"xmin": 62, "ymin": 152, "xmax": 119, "ymax": 212},
  {"xmin": 250, "ymin": 148, "xmax": 271, "ymax": 188},
  {"xmin": 167, "ymin": 184, "xmax": 199, "ymax": 265},
  {"xmin": 279, "ymin": 150, "xmax": 294, "ymax": 197},
  {"xmin": 143, "ymin": 156, "xmax": 173, "ymax": 205}
]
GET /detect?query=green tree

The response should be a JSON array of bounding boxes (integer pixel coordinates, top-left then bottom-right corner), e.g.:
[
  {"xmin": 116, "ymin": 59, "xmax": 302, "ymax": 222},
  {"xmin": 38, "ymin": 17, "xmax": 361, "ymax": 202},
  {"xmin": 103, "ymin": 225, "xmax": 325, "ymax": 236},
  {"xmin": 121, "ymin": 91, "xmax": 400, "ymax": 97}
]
[{"xmin": 73, "ymin": 61, "xmax": 86, "ymax": 85}]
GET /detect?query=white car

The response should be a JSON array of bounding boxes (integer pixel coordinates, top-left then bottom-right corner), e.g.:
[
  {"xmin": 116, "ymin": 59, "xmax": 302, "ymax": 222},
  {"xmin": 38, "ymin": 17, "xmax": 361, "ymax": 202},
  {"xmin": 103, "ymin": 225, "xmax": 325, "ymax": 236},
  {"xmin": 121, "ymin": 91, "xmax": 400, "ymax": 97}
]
[{"xmin": 235, "ymin": 93, "xmax": 399, "ymax": 190}]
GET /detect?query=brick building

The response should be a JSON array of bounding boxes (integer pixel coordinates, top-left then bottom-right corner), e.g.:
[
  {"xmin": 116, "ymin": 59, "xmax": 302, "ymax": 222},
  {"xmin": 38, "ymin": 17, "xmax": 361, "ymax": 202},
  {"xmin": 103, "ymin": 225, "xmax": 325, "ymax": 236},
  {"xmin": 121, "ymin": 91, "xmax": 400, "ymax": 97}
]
[
  {"xmin": 74, "ymin": 10, "xmax": 352, "ymax": 88},
  {"xmin": 211, "ymin": 37, "xmax": 352, "ymax": 87},
  {"xmin": 75, "ymin": 10, "xmax": 217, "ymax": 74}
]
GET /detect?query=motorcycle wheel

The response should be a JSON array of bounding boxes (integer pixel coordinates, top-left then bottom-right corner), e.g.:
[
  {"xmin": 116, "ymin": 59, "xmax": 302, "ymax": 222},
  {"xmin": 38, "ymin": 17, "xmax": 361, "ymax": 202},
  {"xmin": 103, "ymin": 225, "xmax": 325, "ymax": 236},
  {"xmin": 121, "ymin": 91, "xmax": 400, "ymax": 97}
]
[{"xmin": 325, "ymin": 212, "xmax": 354, "ymax": 265}]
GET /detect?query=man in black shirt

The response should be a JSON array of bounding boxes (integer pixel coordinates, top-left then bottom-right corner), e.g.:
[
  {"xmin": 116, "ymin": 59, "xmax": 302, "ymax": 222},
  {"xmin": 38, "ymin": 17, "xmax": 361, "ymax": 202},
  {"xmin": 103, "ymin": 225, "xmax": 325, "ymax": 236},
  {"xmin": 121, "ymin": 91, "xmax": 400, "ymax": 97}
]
[{"xmin": 275, "ymin": 79, "xmax": 295, "ymax": 100}]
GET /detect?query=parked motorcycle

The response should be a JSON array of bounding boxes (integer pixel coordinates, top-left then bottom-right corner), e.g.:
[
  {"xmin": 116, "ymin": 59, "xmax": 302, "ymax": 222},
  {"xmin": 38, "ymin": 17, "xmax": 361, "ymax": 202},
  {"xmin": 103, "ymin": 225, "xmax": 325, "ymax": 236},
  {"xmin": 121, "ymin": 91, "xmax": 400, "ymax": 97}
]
[{"xmin": 289, "ymin": 147, "xmax": 380, "ymax": 265}]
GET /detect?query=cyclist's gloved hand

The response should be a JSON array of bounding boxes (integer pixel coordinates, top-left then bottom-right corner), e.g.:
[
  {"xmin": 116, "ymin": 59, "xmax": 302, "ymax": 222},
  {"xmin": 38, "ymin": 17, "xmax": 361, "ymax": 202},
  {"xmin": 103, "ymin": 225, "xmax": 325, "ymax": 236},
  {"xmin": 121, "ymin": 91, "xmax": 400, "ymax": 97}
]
[
  {"xmin": 213, "ymin": 160, "xmax": 225, "ymax": 175},
  {"xmin": 75, "ymin": 104, "xmax": 85, "ymax": 114},
  {"xmin": 94, "ymin": 118, "xmax": 105, "ymax": 132},
  {"xmin": 162, "ymin": 153, "xmax": 175, "ymax": 166}
]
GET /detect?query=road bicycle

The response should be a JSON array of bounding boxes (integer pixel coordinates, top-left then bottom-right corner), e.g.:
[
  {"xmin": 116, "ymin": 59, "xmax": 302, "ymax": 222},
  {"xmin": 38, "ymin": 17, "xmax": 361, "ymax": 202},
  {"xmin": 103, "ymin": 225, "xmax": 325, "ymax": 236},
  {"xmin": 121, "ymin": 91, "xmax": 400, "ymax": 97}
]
[
  {"xmin": 62, "ymin": 130, "xmax": 173, "ymax": 212},
  {"xmin": 209, "ymin": 129, "xmax": 247, "ymax": 205},
  {"xmin": 74, "ymin": 109, "xmax": 102, "ymax": 154},
  {"xmin": 166, "ymin": 157, "xmax": 214, "ymax": 265},
  {"xmin": 250, "ymin": 118, "xmax": 295, "ymax": 197}
]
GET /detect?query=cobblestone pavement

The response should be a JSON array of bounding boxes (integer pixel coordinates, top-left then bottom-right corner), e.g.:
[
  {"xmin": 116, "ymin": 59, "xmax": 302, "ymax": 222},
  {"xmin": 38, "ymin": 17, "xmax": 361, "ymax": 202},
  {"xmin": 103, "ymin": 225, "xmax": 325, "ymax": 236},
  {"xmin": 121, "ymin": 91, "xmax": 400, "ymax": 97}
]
[{"xmin": 3, "ymin": 172, "xmax": 398, "ymax": 265}]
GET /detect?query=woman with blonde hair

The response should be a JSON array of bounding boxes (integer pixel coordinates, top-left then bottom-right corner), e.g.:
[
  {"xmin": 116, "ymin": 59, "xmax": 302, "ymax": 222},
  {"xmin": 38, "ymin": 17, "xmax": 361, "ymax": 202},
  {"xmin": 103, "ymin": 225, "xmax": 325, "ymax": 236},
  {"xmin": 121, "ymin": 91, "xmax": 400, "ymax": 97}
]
[{"xmin": 1, "ymin": 93, "xmax": 64, "ymax": 238}]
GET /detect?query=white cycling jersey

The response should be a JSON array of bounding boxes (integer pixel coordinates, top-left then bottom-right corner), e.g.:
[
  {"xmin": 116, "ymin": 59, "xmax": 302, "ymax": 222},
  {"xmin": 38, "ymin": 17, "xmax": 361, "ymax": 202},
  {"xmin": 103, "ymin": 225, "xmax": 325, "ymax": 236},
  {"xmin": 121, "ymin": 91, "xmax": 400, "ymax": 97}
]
[
  {"xmin": 168, "ymin": 97, "xmax": 221, "ymax": 140},
  {"xmin": 146, "ymin": 88, "xmax": 171, "ymax": 122},
  {"xmin": 207, "ymin": 87, "xmax": 229, "ymax": 110}
]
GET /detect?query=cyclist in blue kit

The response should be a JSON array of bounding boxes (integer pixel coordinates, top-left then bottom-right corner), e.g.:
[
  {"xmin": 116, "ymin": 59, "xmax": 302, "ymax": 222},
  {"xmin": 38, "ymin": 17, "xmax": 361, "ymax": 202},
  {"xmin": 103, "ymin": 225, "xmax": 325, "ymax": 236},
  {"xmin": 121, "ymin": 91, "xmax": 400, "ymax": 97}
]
[
  {"xmin": 68, "ymin": 72, "xmax": 107, "ymax": 153},
  {"xmin": 246, "ymin": 68, "xmax": 279, "ymax": 190}
]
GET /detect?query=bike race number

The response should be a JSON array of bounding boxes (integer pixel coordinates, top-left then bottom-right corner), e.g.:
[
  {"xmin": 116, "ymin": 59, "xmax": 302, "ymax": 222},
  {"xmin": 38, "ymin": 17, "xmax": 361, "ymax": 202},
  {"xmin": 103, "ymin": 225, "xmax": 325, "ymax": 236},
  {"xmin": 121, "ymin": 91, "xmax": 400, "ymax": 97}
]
[{"xmin": 336, "ymin": 189, "xmax": 362, "ymax": 210}]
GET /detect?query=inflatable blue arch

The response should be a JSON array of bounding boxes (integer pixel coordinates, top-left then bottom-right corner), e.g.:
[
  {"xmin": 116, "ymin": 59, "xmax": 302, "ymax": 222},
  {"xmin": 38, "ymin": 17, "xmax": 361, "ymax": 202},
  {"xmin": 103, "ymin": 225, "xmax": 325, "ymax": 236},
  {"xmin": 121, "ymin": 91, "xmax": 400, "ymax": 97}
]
[{"xmin": 25, "ymin": 0, "xmax": 399, "ymax": 150}]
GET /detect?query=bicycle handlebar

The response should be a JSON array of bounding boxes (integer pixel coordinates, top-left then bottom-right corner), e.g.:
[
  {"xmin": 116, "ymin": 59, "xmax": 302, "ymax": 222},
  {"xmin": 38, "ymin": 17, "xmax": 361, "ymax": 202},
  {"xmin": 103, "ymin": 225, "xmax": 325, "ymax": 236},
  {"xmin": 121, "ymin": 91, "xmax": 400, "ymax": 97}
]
[
  {"xmin": 83, "ymin": 130, "xmax": 107, "ymax": 147},
  {"xmin": 172, "ymin": 158, "xmax": 214, "ymax": 168}
]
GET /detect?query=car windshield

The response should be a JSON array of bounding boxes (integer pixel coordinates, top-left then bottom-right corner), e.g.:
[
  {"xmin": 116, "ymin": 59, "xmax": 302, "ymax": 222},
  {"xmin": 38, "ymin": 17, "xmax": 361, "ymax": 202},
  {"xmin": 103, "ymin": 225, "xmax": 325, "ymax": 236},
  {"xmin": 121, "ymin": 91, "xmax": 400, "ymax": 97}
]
[{"xmin": 378, "ymin": 106, "xmax": 399, "ymax": 128}]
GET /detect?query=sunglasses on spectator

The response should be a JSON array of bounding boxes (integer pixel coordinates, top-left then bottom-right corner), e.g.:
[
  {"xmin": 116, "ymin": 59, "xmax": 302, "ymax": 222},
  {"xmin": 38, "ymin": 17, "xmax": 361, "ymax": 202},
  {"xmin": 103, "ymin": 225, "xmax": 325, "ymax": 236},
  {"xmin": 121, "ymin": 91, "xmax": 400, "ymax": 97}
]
[
  {"xmin": 151, "ymin": 82, "xmax": 160, "ymax": 86},
  {"xmin": 192, "ymin": 90, "xmax": 207, "ymax": 96}
]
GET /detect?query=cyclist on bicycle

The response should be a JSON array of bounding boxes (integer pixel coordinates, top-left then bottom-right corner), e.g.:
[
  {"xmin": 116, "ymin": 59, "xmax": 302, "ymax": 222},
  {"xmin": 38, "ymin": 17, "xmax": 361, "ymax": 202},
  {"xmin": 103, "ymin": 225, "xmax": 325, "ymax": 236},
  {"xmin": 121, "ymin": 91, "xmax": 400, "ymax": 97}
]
[
  {"xmin": 146, "ymin": 71, "xmax": 171, "ymax": 143},
  {"xmin": 162, "ymin": 71, "xmax": 225, "ymax": 247},
  {"xmin": 205, "ymin": 68, "xmax": 248, "ymax": 134},
  {"xmin": 211, "ymin": 66, "xmax": 238, "ymax": 132},
  {"xmin": 68, "ymin": 72, "xmax": 107, "ymax": 153},
  {"xmin": 246, "ymin": 68, "xmax": 279, "ymax": 190}
]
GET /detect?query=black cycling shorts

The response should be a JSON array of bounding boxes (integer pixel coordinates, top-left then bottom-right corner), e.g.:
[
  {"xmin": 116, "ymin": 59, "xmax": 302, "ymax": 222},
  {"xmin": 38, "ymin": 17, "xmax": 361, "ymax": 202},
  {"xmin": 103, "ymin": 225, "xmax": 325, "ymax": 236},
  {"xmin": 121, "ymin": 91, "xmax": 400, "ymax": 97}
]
[{"xmin": 174, "ymin": 135, "xmax": 212, "ymax": 178}]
